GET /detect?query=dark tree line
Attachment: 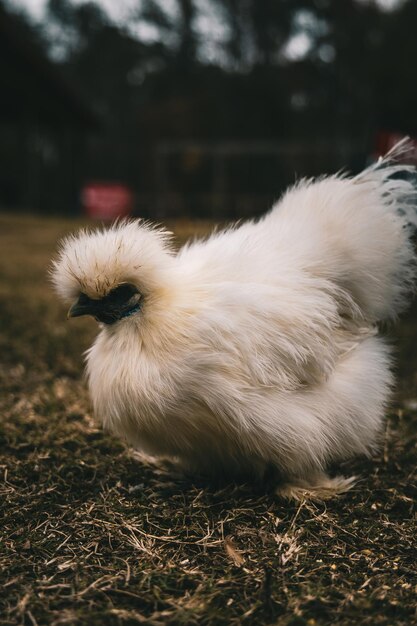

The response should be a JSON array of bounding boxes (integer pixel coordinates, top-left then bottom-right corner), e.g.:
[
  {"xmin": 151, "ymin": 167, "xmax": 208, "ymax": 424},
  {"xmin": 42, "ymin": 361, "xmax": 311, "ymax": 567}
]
[
  {"xmin": 2, "ymin": 0, "xmax": 417, "ymax": 215},
  {"xmin": 38, "ymin": 0, "xmax": 417, "ymax": 135}
]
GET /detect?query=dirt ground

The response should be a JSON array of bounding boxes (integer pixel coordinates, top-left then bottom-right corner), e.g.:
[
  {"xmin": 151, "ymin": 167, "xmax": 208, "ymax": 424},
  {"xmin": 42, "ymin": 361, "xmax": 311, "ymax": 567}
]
[{"xmin": 0, "ymin": 213, "xmax": 416, "ymax": 626}]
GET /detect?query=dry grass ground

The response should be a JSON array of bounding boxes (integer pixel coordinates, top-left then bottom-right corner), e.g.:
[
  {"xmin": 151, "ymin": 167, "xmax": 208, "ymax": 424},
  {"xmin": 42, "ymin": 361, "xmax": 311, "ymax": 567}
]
[{"xmin": 0, "ymin": 213, "xmax": 416, "ymax": 626}]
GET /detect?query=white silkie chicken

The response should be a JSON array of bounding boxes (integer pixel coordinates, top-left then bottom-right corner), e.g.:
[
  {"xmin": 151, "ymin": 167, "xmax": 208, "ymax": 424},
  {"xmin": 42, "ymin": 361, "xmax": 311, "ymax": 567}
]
[{"xmin": 52, "ymin": 141, "xmax": 417, "ymax": 499}]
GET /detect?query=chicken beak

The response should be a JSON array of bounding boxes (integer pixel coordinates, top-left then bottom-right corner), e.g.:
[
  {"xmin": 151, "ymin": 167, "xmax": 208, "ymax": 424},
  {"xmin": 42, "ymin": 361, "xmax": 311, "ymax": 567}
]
[{"xmin": 67, "ymin": 300, "xmax": 95, "ymax": 319}]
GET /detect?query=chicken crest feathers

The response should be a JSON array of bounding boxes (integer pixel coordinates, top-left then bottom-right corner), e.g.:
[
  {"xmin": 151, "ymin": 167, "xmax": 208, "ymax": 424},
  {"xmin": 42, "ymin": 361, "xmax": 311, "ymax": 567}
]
[{"xmin": 51, "ymin": 219, "xmax": 174, "ymax": 301}]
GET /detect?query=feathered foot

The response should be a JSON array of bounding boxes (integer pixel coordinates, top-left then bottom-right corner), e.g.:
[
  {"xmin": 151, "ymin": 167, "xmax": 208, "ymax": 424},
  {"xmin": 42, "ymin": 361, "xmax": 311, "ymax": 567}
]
[{"xmin": 276, "ymin": 473, "xmax": 357, "ymax": 501}]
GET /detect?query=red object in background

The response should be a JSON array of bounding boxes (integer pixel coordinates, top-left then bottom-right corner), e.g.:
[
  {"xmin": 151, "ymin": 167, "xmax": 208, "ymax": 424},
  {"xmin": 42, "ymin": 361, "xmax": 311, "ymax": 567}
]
[
  {"xmin": 81, "ymin": 182, "xmax": 134, "ymax": 220},
  {"xmin": 374, "ymin": 131, "xmax": 417, "ymax": 164}
]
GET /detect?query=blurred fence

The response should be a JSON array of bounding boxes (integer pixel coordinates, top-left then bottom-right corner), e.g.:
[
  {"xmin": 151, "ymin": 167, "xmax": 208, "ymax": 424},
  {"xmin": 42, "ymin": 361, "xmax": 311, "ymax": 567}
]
[{"xmin": 146, "ymin": 138, "xmax": 369, "ymax": 219}]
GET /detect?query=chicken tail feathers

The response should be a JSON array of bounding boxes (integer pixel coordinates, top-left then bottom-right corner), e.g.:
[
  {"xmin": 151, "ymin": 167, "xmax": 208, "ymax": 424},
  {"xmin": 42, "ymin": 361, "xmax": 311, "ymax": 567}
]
[
  {"xmin": 350, "ymin": 138, "xmax": 417, "ymax": 321},
  {"xmin": 355, "ymin": 137, "xmax": 417, "ymax": 232},
  {"xmin": 270, "ymin": 138, "xmax": 417, "ymax": 324}
]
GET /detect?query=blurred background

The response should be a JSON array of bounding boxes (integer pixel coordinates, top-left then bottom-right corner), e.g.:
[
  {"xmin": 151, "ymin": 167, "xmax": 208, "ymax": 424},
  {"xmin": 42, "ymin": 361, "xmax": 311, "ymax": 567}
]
[{"xmin": 1, "ymin": 0, "xmax": 417, "ymax": 219}]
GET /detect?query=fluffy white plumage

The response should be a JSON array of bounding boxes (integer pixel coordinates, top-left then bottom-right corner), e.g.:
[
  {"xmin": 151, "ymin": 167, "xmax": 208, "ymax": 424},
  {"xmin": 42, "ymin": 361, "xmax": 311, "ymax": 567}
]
[{"xmin": 52, "ymin": 141, "xmax": 417, "ymax": 498}]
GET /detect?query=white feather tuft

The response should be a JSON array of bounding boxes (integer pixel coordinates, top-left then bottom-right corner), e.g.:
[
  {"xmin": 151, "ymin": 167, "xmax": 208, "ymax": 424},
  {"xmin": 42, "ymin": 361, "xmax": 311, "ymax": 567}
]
[{"xmin": 50, "ymin": 219, "xmax": 175, "ymax": 301}]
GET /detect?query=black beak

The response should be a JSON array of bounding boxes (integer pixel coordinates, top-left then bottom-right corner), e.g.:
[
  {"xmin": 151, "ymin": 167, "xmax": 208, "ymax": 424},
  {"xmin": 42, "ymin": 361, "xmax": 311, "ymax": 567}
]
[{"xmin": 67, "ymin": 298, "xmax": 97, "ymax": 319}]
